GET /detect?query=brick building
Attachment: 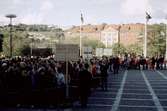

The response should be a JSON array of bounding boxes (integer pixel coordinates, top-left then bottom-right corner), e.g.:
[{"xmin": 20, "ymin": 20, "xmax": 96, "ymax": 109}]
[{"xmin": 65, "ymin": 23, "xmax": 144, "ymax": 47}]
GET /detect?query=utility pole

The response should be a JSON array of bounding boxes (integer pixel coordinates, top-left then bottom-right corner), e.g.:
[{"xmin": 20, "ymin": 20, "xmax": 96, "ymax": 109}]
[
  {"xmin": 144, "ymin": 12, "xmax": 151, "ymax": 57},
  {"xmin": 80, "ymin": 24, "xmax": 82, "ymax": 56},
  {"xmin": 144, "ymin": 20, "xmax": 148, "ymax": 58},
  {"xmin": 118, "ymin": 25, "xmax": 121, "ymax": 55},
  {"xmin": 80, "ymin": 12, "xmax": 84, "ymax": 57},
  {"xmin": 165, "ymin": 18, "xmax": 167, "ymax": 60}
]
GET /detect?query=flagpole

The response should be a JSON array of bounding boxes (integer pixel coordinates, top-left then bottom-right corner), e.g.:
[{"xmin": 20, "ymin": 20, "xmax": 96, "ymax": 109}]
[
  {"xmin": 165, "ymin": 20, "xmax": 167, "ymax": 60},
  {"xmin": 144, "ymin": 19, "xmax": 147, "ymax": 58},
  {"xmin": 144, "ymin": 12, "xmax": 151, "ymax": 58},
  {"xmin": 80, "ymin": 12, "xmax": 84, "ymax": 57},
  {"xmin": 80, "ymin": 21, "xmax": 82, "ymax": 57}
]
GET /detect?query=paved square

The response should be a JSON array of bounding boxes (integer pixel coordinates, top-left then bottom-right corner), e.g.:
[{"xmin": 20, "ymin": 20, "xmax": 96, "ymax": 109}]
[{"xmin": 2, "ymin": 70, "xmax": 167, "ymax": 111}]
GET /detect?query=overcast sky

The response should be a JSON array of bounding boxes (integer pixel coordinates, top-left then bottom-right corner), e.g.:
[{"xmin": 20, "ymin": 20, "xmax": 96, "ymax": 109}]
[{"xmin": 0, "ymin": 0, "xmax": 167, "ymax": 26}]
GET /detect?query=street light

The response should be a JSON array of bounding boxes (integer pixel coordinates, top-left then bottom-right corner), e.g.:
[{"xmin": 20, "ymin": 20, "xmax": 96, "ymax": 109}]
[
  {"xmin": 144, "ymin": 12, "xmax": 151, "ymax": 58},
  {"xmin": 5, "ymin": 14, "xmax": 17, "ymax": 58},
  {"xmin": 80, "ymin": 12, "xmax": 84, "ymax": 57},
  {"xmin": 165, "ymin": 16, "xmax": 167, "ymax": 60},
  {"xmin": 27, "ymin": 33, "xmax": 34, "ymax": 56},
  {"xmin": 117, "ymin": 25, "xmax": 121, "ymax": 55}
]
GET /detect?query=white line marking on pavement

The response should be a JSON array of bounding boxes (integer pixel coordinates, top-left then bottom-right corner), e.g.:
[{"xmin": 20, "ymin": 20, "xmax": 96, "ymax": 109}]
[
  {"xmin": 148, "ymin": 83, "xmax": 167, "ymax": 85},
  {"xmin": 111, "ymin": 70, "xmax": 128, "ymax": 111},
  {"xmin": 87, "ymin": 104, "xmax": 167, "ymax": 109},
  {"xmin": 141, "ymin": 71, "xmax": 164, "ymax": 111},
  {"xmin": 95, "ymin": 92, "xmax": 151, "ymax": 95},
  {"xmin": 119, "ymin": 105, "xmax": 156, "ymax": 108},
  {"xmin": 108, "ymin": 82, "xmax": 125, "ymax": 83},
  {"xmin": 108, "ymin": 81, "xmax": 163, "ymax": 83},
  {"xmin": 126, "ymin": 80, "xmax": 167, "ymax": 82},
  {"xmin": 97, "ymin": 88, "xmax": 150, "ymax": 91},
  {"xmin": 88, "ymin": 104, "xmax": 157, "ymax": 108},
  {"xmin": 88, "ymin": 104, "xmax": 112, "ymax": 107},
  {"xmin": 157, "ymin": 71, "xmax": 167, "ymax": 80},
  {"xmin": 88, "ymin": 104, "xmax": 163, "ymax": 108},
  {"xmin": 90, "ymin": 97, "xmax": 153, "ymax": 101},
  {"xmin": 149, "ymin": 80, "xmax": 167, "ymax": 82},
  {"xmin": 89, "ymin": 97, "xmax": 115, "ymax": 100},
  {"xmin": 107, "ymin": 85, "xmax": 121, "ymax": 87},
  {"xmin": 121, "ymin": 88, "xmax": 148, "ymax": 90}
]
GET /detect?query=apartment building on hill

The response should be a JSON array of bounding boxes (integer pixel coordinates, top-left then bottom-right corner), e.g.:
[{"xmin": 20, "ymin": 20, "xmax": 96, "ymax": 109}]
[{"xmin": 65, "ymin": 23, "xmax": 144, "ymax": 47}]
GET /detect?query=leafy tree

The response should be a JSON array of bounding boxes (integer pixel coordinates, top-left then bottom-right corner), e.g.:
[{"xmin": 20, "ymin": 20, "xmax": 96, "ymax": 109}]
[
  {"xmin": 0, "ymin": 34, "xmax": 4, "ymax": 52},
  {"xmin": 20, "ymin": 45, "xmax": 31, "ymax": 56},
  {"xmin": 126, "ymin": 44, "xmax": 143, "ymax": 55},
  {"xmin": 83, "ymin": 38, "xmax": 105, "ymax": 49},
  {"xmin": 112, "ymin": 43, "xmax": 126, "ymax": 55},
  {"xmin": 2, "ymin": 31, "xmax": 30, "ymax": 56},
  {"xmin": 147, "ymin": 24, "xmax": 166, "ymax": 56},
  {"xmin": 0, "ymin": 24, "xmax": 64, "ymax": 56},
  {"xmin": 65, "ymin": 36, "xmax": 105, "ymax": 49},
  {"xmin": 55, "ymin": 30, "xmax": 65, "ymax": 43}
]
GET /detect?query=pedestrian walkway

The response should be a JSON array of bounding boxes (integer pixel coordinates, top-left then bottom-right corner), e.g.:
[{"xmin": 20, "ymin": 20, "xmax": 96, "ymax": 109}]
[
  {"xmin": 71, "ymin": 69, "xmax": 167, "ymax": 111},
  {"xmin": 2, "ymin": 70, "xmax": 167, "ymax": 111}
]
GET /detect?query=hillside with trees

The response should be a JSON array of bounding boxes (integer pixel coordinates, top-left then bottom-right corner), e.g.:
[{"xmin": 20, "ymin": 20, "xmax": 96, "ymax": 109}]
[{"xmin": 0, "ymin": 23, "xmax": 166, "ymax": 57}]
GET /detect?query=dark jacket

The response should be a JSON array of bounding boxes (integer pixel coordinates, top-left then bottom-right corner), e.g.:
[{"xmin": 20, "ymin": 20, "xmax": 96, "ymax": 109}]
[{"xmin": 79, "ymin": 69, "xmax": 92, "ymax": 95}]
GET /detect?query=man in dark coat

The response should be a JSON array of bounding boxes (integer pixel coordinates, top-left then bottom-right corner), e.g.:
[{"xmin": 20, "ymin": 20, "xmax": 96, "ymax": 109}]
[
  {"xmin": 113, "ymin": 57, "xmax": 120, "ymax": 74},
  {"xmin": 100, "ymin": 60, "xmax": 108, "ymax": 91},
  {"xmin": 79, "ymin": 63, "xmax": 92, "ymax": 107}
]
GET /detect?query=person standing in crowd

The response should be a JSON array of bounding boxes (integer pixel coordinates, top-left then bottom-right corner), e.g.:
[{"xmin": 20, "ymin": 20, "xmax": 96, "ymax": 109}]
[
  {"xmin": 56, "ymin": 67, "xmax": 65, "ymax": 105},
  {"xmin": 78, "ymin": 63, "xmax": 92, "ymax": 107},
  {"xmin": 151, "ymin": 57, "xmax": 156, "ymax": 70},
  {"xmin": 139, "ymin": 56, "xmax": 145, "ymax": 70},
  {"xmin": 159, "ymin": 55, "xmax": 164, "ymax": 70},
  {"xmin": 90, "ymin": 60, "xmax": 96, "ymax": 77},
  {"xmin": 108, "ymin": 57, "xmax": 114, "ymax": 73},
  {"xmin": 100, "ymin": 60, "xmax": 108, "ymax": 91},
  {"xmin": 113, "ymin": 56, "xmax": 120, "ymax": 74},
  {"xmin": 96, "ymin": 61, "xmax": 101, "ymax": 76},
  {"xmin": 56, "ymin": 67, "xmax": 65, "ymax": 88}
]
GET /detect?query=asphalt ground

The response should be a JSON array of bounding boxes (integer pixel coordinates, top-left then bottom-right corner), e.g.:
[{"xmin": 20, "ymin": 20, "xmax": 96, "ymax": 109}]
[
  {"xmin": 70, "ymin": 69, "xmax": 167, "ymax": 111},
  {"xmin": 1, "ymin": 69, "xmax": 167, "ymax": 111}
]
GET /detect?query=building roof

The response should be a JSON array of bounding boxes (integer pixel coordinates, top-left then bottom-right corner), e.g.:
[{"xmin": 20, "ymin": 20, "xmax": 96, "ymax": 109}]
[{"xmin": 101, "ymin": 26, "xmax": 118, "ymax": 32}]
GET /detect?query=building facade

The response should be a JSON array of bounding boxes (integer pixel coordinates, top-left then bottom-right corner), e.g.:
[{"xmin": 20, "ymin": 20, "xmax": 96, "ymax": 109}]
[{"xmin": 101, "ymin": 27, "xmax": 118, "ymax": 47}]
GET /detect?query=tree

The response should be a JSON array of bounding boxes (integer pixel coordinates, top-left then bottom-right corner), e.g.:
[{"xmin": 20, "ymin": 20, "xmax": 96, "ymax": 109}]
[
  {"xmin": 20, "ymin": 45, "xmax": 31, "ymax": 56},
  {"xmin": 112, "ymin": 43, "xmax": 126, "ymax": 55},
  {"xmin": 2, "ymin": 31, "xmax": 30, "ymax": 56},
  {"xmin": 147, "ymin": 24, "xmax": 166, "ymax": 56},
  {"xmin": 126, "ymin": 44, "xmax": 143, "ymax": 55},
  {"xmin": 0, "ymin": 24, "xmax": 66, "ymax": 57},
  {"xmin": 83, "ymin": 38, "xmax": 105, "ymax": 49},
  {"xmin": 0, "ymin": 34, "xmax": 4, "ymax": 52},
  {"xmin": 54, "ymin": 28, "xmax": 65, "ymax": 43}
]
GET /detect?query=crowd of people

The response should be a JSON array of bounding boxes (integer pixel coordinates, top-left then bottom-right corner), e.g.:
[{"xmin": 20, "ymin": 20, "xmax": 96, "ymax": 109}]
[
  {"xmin": 121, "ymin": 55, "xmax": 167, "ymax": 70},
  {"xmin": 0, "ymin": 56, "xmax": 119, "ymax": 107},
  {"xmin": 0, "ymin": 57, "xmax": 67, "ymax": 107},
  {"xmin": 0, "ymin": 54, "xmax": 167, "ymax": 107},
  {"xmin": 0, "ymin": 57, "xmax": 65, "ymax": 90}
]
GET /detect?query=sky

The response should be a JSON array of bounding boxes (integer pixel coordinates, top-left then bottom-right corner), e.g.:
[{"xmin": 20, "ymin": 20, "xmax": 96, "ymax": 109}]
[{"xmin": 0, "ymin": 0, "xmax": 167, "ymax": 26}]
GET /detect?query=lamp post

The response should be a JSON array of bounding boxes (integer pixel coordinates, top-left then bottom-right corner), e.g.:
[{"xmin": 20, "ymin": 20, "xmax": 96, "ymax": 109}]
[
  {"xmin": 5, "ymin": 14, "xmax": 17, "ymax": 58},
  {"xmin": 28, "ymin": 34, "xmax": 34, "ymax": 56},
  {"xmin": 165, "ymin": 17, "xmax": 167, "ymax": 60},
  {"xmin": 79, "ymin": 20, "xmax": 84, "ymax": 57},
  {"xmin": 144, "ymin": 12, "xmax": 151, "ymax": 58},
  {"xmin": 144, "ymin": 20, "xmax": 148, "ymax": 58},
  {"xmin": 80, "ymin": 12, "xmax": 84, "ymax": 57},
  {"xmin": 117, "ymin": 25, "xmax": 121, "ymax": 55},
  {"xmin": 79, "ymin": 24, "xmax": 82, "ymax": 56}
]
